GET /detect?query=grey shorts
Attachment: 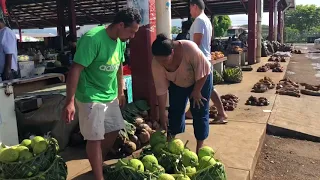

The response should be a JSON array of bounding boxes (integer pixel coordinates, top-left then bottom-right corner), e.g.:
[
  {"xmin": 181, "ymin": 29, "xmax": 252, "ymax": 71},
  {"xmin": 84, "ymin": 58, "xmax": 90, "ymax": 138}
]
[{"xmin": 76, "ymin": 99, "xmax": 124, "ymax": 141}]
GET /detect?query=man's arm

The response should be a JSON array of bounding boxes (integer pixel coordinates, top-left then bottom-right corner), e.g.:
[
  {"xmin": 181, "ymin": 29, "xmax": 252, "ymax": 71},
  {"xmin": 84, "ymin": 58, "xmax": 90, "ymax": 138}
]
[
  {"xmin": 65, "ymin": 63, "xmax": 84, "ymax": 104},
  {"xmin": 193, "ymin": 33, "xmax": 203, "ymax": 47},
  {"xmin": 117, "ymin": 63, "xmax": 124, "ymax": 96},
  {"xmin": 4, "ymin": 54, "xmax": 12, "ymax": 72}
]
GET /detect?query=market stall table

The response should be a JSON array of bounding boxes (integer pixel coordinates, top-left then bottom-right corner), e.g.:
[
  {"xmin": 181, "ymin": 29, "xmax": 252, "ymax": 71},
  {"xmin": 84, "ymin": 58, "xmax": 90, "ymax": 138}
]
[
  {"xmin": 211, "ymin": 57, "xmax": 228, "ymax": 74},
  {"xmin": 2, "ymin": 73, "xmax": 65, "ymax": 97}
]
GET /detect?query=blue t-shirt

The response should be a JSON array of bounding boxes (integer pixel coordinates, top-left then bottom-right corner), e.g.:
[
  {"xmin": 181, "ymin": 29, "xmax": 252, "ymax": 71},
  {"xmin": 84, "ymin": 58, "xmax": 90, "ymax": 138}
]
[{"xmin": 189, "ymin": 13, "xmax": 212, "ymax": 60}]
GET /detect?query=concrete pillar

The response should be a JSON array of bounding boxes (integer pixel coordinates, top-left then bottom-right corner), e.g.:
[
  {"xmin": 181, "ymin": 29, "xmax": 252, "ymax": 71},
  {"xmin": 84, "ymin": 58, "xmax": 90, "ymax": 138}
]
[
  {"xmin": 268, "ymin": 0, "xmax": 274, "ymax": 41},
  {"xmin": 256, "ymin": 0, "xmax": 262, "ymax": 63},
  {"xmin": 127, "ymin": 0, "xmax": 158, "ymax": 121},
  {"xmin": 68, "ymin": 0, "xmax": 77, "ymax": 36},
  {"xmin": 156, "ymin": 0, "xmax": 172, "ymax": 38},
  {"xmin": 278, "ymin": 5, "xmax": 282, "ymax": 43},
  {"xmin": 274, "ymin": 0, "xmax": 280, "ymax": 41},
  {"xmin": 281, "ymin": 12, "xmax": 284, "ymax": 43},
  {"xmin": 248, "ymin": 0, "xmax": 257, "ymax": 65}
]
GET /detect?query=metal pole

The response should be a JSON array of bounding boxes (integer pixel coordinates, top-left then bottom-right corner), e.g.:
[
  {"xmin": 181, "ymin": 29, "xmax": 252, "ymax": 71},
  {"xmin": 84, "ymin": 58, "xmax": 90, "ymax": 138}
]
[{"xmin": 256, "ymin": 0, "xmax": 262, "ymax": 63}]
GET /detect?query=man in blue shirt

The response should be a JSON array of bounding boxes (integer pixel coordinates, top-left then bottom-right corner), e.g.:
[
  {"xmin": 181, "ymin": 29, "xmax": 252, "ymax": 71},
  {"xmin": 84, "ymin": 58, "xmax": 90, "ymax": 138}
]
[{"xmin": 186, "ymin": 0, "xmax": 228, "ymax": 124}]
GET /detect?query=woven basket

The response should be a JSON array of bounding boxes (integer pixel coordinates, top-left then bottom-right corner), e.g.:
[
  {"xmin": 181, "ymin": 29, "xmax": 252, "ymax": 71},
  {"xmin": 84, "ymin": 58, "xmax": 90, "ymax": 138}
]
[
  {"xmin": 0, "ymin": 138, "xmax": 58, "ymax": 179},
  {"xmin": 0, "ymin": 156, "xmax": 67, "ymax": 180}
]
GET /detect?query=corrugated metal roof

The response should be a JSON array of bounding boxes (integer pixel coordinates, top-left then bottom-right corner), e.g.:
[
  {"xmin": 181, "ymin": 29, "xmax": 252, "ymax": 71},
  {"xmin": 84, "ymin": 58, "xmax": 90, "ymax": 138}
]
[{"xmin": 6, "ymin": 0, "xmax": 290, "ymax": 29}]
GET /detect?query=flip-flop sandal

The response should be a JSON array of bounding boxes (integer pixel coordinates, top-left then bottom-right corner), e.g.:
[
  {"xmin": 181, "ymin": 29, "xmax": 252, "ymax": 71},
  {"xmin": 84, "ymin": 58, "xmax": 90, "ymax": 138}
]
[{"xmin": 210, "ymin": 119, "xmax": 228, "ymax": 124}]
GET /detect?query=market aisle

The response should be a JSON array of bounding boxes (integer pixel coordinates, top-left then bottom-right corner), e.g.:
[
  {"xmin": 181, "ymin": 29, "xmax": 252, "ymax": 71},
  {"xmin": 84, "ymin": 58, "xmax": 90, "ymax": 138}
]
[{"xmin": 66, "ymin": 56, "xmax": 290, "ymax": 180}]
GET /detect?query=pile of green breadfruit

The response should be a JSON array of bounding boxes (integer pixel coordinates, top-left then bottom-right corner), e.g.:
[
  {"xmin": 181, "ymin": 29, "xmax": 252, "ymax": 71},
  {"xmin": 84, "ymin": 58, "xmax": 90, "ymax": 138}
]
[
  {"xmin": 0, "ymin": 136, "xmax": 67, "ymax": 180},
  {"xmin": 104, "ymin": 131, "xmax": 227, "ymax": 180}
]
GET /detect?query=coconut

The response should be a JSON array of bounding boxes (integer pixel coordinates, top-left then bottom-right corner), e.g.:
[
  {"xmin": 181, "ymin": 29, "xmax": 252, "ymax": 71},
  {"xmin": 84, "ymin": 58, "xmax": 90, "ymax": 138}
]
[
  {"xmin": 149, "ymin": 130, "xmax": 167, "ymax": 147},
  {"xmin": 128, "ymin": 159, "xmax": 144, "ymax": 172},
  {"xmin": 20, "ymin": 139, "xmax": 32, "ymax": 149},
  {"xmin": 198, "ymin": 156, "xmax": 217, "ymax": 170},
  {"xmin": 158, "ymin": 174, "xmax": 175, "ymax": 180},
  {"xmin": 168, "ymin": 138, "xmax": 184, "ymax": 155},
  {"xmin": 141, "ymin": 155, "xmax": 158, "ymax": 171},
  {"xmin": 198, "ymin": 146, "xmax": 215, "ymax": 159},
  {"xmin": 182, "ymin": 150, "xmax": 198, "ymax": 167}
]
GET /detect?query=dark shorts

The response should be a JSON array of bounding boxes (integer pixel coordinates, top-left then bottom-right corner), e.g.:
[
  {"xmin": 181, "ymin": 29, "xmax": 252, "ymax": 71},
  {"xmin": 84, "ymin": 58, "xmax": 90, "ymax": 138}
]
[{"xmin": 167, "ymin": 73, "xmax": 213, "ymax": 141}]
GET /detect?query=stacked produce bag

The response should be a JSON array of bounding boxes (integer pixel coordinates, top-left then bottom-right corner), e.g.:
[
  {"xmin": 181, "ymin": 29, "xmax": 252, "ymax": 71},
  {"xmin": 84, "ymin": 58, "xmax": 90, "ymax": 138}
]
[
  {"xmin": 0, "ymin": 136, "xmax": 67, "ymax": 180},
  {"xmin": 104, "ymin": 131, "xmax": 227, "ymax": 180}
]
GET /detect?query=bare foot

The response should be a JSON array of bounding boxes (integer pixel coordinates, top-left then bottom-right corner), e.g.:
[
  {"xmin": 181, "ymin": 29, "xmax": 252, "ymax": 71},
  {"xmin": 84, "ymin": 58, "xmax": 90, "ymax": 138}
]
[{"xmin": 210, "ymin": 114, "xmax": 228, "ymax": 124}]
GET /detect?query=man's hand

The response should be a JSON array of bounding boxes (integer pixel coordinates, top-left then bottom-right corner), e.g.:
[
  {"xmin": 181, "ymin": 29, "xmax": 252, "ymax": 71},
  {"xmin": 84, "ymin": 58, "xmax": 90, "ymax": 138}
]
[
  {"xmin": 190, "ymin": 90, "xmax": 207, "ymax": 109},
  {"xmin": 3, "ymin": 69, "xmax": 11, "ymax": 80},
  {"xmin": 118, "ymin": 93, "xmax": 126, "ymax": 108},
  {"xmin": 62, "ymin": 101, "xmax": 75, "ymax": 124}
]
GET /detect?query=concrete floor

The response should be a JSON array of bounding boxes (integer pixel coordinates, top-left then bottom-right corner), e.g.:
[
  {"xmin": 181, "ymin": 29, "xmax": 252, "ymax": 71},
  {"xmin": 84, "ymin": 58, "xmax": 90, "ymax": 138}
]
[{"xmin": 63, "ymin": 56, "xmax": 316, "ymax": 180}]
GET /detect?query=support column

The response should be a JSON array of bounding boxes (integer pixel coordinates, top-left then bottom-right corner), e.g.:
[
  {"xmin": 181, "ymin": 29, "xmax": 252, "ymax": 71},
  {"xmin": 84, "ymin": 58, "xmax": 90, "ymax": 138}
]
[
  {"xmin": 211, "ymin": 15, "xmax": 215, "ymax": 39},
  {"xmin": 278, "ymin": 5, "xmax": 282, "ymax": 43},
  {"xmin": 68, "ymin": 0, "xmax": 77, "ymax": 36},
  {"xmin": 256, "ymin": 0, "xmax": 262, "ymax": 63},
  {"xmin": 19, "ymin": 28, "xmax": 22, "ymax": 42},
  {"xmin": 56, "ymin": 0, "xmax": 66, "ymax": 51},
  {"xmin": 156, "ymin": 0, "xmax": 172, "ymax": 38},
  {"xmin": 281, "ymin": 12, "xmax": 285, "ymax": 43},
  {"xmin": 248, "ymin": 0, "xmax": 257, "ymax": 65},
  {"xmin": 127, "ymin": 0, "xmax": 158, "ymax": 121},
  {"xmin": 268, "ymin": 0, "xmax": 274, "ymax": 41}
]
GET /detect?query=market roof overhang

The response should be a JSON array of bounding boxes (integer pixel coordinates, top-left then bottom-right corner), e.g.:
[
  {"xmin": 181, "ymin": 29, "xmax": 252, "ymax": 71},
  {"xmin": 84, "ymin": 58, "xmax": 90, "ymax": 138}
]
[{"xmin": 6, "ymin": 0, "xmax": 294, "ymax": 29}]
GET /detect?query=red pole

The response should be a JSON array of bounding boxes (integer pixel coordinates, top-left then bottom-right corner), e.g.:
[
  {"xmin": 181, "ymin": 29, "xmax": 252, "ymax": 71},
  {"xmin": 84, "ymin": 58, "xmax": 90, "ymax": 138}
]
[
  {"xmin": 248, "ymin": 0, "xmax": 257, "ymax": 65},
  {"xmin": 0, "ymin": 0, "xmax": 8, "ymax": 16},
  {"xmin": 268, "ymin": 0, "xmax": 274, "ymax": 41}
]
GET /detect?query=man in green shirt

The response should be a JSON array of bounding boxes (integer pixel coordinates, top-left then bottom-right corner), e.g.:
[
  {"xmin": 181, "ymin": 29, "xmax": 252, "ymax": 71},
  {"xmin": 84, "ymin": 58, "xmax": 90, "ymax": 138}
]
[{"xmin": 62, "ymin": 9, "xmax": 141, "ymax": 180}]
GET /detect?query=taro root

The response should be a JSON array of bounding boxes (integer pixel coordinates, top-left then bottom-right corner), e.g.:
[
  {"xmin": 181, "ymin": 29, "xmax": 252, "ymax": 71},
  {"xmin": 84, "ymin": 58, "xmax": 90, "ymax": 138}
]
[
  {"xmin": 134, "ymin": 117, "xmax": 145, "ymax": 126},
  {"xmin": 138, "ymin": 129, "xmax": 151, "ymax": 144},
  {"xmin": 123, "ymin": 141, "xmax": 137, "ymax": 154}
]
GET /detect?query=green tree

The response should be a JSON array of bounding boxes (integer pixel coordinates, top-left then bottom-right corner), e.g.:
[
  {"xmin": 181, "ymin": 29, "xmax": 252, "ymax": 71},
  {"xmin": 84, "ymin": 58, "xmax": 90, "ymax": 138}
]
[
  {"xmin": 285, "ymin": 5, "xmax": 320, "ymax": 33},
  {"xmin": 213, "ymin": 16, "xmax": 232, "ymax": 37},
  {"xmin": 284, "ymin": 27, "xmax": 300, "ymax": 43},
  {"xmin": 171, "ymin": 26, "xmax": 181, "ymax": 34}
]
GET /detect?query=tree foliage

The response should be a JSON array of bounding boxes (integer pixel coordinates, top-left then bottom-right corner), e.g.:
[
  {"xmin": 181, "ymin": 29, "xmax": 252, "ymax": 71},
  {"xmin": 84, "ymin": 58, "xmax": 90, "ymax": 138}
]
[
  {"xmin": 171, "ymin": 26, "xmax": 181, "ymax": 34},
  {"xmin": 285, "ymin": 4, "xmax": 320, "ymax": 33},
  {"xmin": 213, "ymin": 15, "xmax": 232, "ymax": 37}
]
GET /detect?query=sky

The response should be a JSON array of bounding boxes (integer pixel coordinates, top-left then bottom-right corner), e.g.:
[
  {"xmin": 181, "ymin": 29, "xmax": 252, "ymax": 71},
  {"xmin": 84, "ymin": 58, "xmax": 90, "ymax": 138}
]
[{"xmin": 16, "ymin": 0, "xmax": 320, "ymax": 34}]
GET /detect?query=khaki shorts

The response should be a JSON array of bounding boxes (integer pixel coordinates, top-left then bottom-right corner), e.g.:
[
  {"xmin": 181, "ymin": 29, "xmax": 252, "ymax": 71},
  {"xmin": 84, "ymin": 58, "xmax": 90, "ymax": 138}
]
[{"xmin": 76, "ymin": 99, "xmax": 124, "ymax": 141}]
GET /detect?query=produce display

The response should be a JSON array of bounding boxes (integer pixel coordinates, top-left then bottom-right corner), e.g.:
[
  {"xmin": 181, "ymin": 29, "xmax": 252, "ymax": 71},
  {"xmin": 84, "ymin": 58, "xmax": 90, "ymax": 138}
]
[
  {"xmin": 272, "ymin": 67, "xmax": 284, "ymax": 72},
  {"xmin": 221, "ymin": 94, "xmax": 239, "ymax": 111},
  {"xmin": 209, "ymin": 106, "xmax": 218, "ymax": 119},
  {"xmin": 252, "ymin": 77, "xmax": 275, "ymax": 93},
  {"xmin": 292, "ymin": 49, "xmax": 302, "ymax": 54},
  {"xmin": 212, "ymin": 70, "xmax": 224, "ymax": 85},
  {"xmin": 300, "ymin": 83, "xmax": 320, "ymax": 96},
  {"xmin": 228, "ymin": 46, "xmax": 243, "ymax": 54},
  {"xmin": 211, "ymin": 51, "xmax": 225, "ymax": 60},
  {"xmin": 111, "ymin": 100, "xmax": 160, "ymax": 156},
  {"xmin": 103, "ymin": 133, "xmax": 227, "ymax": 180},
  {"xmin": 245, "ymin": 96, "xmax": 270, "ymax": 106},
  {"xmin": 223, "ymin": 67, "xmax": 243, "ymax": 83},
  {"xmin": 18, "ymin": 55, "xmax": 30, "ymax": 61},
  {"xmin": 276, "ymin": 78, "xmax": 300, "ymax": 97},
  {"xmin": 267, "ymin": 56, "xmax": 286, "ymax": 62},
  {"xmin": 0, "ymin": 136, "xmax": 67, "ymax": 179},
  {"xmin": 257, "ymin": 63, "xmax": 283, "ymax": 72}
]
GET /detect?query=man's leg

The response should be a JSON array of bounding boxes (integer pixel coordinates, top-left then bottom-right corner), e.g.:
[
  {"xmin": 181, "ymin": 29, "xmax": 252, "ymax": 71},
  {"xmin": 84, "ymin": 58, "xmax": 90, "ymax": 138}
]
[
  {"xmin": 101, "ymin": 130, "xmax": 119, "ymax": 160},
  {"xmin": 76, "ymin": 101, "xmax": 106, "ymax": 180},
  {"xmin": 210, "ymin": 89, "xmax": 228, "ymax": 123},
  {"xmin": 167, "ymin": 82, "xmax": 189, "ymax": 141},
  {"xmin": 101, "ymin": 99, "xmax": 125, "ymax": 159},
  {"xmin": 190, "ymin": 73, "xmax": 213, "ymax": 153}
]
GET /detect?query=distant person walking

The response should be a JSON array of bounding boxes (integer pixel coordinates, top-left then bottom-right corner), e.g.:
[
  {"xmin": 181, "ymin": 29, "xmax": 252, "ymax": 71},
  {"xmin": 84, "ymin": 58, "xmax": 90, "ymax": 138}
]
[
  {"xmin": 186, "ymin": 0, "xmax": 228, "ymax": 124},
  {"xmin": 176, "ymin": 20, "xmax": 192, "ymax": 40}
]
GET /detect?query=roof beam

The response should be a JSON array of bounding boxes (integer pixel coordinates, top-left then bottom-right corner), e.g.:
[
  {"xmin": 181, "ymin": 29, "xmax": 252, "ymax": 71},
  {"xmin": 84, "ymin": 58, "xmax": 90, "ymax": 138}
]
[
  {"xmin": 203, "ymin": 0, "xmax": 213, "ymax": 15},
  {"xmin": 14, "ymin": 7, "xmax": 56, "ymax": 26},
  {"xmin": 76, "ymin": 4, "xmax": 101, "ymax": 23}
]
